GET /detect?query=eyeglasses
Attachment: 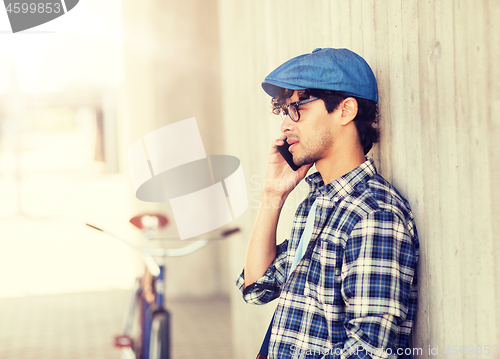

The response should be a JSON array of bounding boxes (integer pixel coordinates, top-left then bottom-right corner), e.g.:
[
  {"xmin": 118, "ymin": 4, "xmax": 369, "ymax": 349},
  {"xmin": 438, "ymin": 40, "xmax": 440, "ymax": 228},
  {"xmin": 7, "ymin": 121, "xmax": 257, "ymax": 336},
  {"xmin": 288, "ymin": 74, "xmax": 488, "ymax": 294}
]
[{"xmin": 279, "ymin": 97, "xmax": 319, "ymax": 122}]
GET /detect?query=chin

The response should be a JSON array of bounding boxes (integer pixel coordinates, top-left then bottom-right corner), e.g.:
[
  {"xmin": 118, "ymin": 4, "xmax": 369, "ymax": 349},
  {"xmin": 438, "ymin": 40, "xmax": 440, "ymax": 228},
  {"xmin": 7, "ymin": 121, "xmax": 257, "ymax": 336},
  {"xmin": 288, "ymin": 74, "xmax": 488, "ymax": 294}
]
[{"xmin": 294, "ymin": 156, "xmax": 315, "ymax": 167}]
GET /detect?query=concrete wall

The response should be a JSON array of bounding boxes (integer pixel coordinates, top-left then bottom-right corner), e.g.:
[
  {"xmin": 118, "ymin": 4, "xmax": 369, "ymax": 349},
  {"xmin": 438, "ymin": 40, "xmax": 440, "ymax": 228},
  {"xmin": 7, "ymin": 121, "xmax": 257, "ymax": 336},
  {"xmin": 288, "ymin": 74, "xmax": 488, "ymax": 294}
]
[{"xmin": 218, "ymin": 1, "xmax": 500, "ymax": 358}]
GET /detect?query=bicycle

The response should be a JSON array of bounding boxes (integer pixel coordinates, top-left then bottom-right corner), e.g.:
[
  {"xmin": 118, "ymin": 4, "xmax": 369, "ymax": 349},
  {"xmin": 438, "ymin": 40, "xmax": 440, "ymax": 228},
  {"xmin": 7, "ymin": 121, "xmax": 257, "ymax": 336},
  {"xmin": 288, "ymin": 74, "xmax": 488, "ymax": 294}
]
[{"xmin": 86, "ymin": 213, "xmax": 239, "ymax": 359}]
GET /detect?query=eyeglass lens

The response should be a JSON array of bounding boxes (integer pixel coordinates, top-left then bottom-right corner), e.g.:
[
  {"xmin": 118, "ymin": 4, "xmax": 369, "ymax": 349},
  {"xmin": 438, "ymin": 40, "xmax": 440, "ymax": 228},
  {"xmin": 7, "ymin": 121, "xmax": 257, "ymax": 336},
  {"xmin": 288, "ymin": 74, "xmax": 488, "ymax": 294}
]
[
  {"xmin": 287, "ymin": 105, "xmax": 299, "ymax": 121},
  {"xmin": 281, "ymin": 105, "xmax": 299, "ymax": 122}
]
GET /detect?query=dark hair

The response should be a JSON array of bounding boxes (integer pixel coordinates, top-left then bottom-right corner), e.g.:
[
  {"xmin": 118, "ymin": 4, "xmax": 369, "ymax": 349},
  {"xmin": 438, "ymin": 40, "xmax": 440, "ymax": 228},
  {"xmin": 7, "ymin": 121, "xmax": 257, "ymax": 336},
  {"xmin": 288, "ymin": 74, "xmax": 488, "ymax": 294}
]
[{"xmin": 271, "ymin": 88, "xmax": 379, "ymax": 154}]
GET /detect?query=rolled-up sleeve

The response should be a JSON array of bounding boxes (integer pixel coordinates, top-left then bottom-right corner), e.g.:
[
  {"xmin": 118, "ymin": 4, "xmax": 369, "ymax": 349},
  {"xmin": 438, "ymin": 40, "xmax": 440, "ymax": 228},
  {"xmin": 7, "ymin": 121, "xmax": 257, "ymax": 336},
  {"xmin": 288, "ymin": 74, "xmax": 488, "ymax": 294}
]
[{"xmin": 235, "ymin": 239, "xmax": 290, "ymax": 305}]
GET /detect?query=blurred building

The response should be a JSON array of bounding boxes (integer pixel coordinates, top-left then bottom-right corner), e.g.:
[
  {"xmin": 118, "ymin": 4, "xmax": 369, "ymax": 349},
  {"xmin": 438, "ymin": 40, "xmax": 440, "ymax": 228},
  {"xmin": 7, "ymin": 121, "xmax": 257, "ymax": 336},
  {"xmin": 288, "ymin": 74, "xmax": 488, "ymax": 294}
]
[{"xmin": 119, "ymin": 0, "xmax": 230, "ymax": 299}]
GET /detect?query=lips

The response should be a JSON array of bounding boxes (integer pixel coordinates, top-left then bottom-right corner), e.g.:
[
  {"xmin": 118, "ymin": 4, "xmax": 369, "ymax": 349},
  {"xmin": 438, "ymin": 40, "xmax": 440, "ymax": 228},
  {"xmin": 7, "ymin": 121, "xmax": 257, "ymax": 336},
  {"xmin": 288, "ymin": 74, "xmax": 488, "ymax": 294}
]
[{"xmin": 287, "ymin": 137, "xmax": 299, "ymax": 148}]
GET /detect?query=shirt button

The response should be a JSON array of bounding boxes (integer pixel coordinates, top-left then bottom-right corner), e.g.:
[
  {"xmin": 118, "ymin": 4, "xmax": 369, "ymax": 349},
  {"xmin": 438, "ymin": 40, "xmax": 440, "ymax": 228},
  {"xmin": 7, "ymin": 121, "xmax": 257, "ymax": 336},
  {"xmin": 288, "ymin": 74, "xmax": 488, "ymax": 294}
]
[{"xmin": 333, "ymin": 197, "xmax": 339, "ymax": 203}]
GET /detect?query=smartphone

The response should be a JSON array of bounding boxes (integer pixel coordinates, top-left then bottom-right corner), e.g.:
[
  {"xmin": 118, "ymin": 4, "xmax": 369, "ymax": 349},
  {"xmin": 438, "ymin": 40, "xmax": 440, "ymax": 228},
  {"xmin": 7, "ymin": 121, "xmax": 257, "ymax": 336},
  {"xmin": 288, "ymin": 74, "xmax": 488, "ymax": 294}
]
[{"xmin": 276, "ymin": 140, "xmax": 301, "ymax": 171}]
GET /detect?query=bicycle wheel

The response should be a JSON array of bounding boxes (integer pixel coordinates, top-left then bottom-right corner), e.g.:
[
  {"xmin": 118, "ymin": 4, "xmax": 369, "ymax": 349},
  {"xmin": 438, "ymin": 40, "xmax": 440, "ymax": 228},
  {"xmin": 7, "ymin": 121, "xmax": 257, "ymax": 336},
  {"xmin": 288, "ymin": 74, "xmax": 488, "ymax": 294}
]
[{"xmin": 148, "ymin": 311, "xmax": 171, "ymax": 359}]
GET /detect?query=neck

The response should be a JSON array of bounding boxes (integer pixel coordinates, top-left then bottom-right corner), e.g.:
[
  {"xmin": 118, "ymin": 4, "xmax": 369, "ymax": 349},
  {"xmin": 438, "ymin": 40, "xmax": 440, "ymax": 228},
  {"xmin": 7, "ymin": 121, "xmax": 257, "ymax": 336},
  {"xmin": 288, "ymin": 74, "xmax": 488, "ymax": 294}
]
[{"xmin": 315, "ymin": 143, "xmax": 366, "ymax": 185}]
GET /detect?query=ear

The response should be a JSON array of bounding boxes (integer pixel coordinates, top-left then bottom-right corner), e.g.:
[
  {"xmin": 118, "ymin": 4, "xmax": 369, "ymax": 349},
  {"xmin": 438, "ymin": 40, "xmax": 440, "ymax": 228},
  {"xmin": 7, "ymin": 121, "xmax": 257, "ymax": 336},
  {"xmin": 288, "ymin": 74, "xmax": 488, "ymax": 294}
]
[{"xmin": 339, "ymin": 97, "xmax": 358, "ymax": 125}]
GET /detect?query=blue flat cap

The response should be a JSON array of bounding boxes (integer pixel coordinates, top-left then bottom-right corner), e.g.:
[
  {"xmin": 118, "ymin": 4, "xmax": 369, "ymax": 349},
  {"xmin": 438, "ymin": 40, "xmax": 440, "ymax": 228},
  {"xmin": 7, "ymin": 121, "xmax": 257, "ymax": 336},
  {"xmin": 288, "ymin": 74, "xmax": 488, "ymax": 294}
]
[{"xmin": 262, "ymin": 48, "xmax": 378, "ymax": 103}]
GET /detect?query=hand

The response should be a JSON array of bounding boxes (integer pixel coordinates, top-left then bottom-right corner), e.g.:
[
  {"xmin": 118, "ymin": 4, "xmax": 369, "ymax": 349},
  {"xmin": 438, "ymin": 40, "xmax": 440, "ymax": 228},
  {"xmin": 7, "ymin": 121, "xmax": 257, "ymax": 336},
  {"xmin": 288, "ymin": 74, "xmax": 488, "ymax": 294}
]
[{"xmin": 263, "ymin": 134, "xmax": 313, "ymax": 196}]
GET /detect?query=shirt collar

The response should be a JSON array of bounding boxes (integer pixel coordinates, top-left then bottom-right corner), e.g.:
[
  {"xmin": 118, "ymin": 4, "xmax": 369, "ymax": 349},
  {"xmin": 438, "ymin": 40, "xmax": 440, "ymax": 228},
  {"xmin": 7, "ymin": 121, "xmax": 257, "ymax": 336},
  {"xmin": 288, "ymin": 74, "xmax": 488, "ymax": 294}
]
[{"xmin": 305, "ymin": 157, "xmax": 378, "ymax": 201}]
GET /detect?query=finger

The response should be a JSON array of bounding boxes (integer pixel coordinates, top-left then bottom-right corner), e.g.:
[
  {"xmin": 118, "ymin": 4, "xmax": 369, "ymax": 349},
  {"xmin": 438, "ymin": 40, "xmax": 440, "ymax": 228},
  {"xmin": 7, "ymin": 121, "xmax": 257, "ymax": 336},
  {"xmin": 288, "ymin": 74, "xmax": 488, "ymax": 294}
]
[{"xmin": 272, "ymin": 138, "xmax": 285, "ymax": 147}]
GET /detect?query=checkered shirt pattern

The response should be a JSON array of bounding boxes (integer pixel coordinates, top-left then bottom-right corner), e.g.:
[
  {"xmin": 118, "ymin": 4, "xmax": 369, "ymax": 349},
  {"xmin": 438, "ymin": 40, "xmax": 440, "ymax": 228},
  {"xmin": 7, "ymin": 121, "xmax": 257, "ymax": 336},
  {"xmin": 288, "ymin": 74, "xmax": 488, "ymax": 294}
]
[{"xmin": 236, "ymin": 158, "xmax": 419, "ymax": 359}]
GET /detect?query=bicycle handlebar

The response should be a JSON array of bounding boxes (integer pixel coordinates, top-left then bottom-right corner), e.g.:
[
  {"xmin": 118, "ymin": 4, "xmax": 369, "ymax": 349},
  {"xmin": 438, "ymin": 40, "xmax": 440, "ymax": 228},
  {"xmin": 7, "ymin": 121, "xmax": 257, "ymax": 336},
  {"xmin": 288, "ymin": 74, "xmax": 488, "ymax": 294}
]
[
  {"xmin": 86, "ymin": 221, "xmax": 240, "ymax": 278},
  {"xmin": 85, "ymin": 223, "xmax": 238, "ymax": 257}
]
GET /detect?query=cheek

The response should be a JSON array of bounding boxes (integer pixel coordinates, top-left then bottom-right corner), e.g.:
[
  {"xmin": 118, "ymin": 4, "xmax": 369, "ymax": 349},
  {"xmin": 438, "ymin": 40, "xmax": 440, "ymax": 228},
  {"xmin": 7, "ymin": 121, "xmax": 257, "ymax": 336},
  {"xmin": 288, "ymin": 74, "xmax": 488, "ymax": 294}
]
[
  {"xmin": 310, "ymin": 126, "xmax": 333, "ymax": 148},
  {"xmin": 299, "ymin": 131, "xmax": 313, "ymax": 149}
]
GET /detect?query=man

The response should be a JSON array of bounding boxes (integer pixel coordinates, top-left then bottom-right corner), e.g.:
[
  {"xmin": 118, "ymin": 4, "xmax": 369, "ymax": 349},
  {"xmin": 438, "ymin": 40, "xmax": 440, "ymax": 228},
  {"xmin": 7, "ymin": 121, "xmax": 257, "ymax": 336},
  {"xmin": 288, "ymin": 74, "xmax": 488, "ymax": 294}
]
[{"xmin": 236, "ymin": 48, "xmax": 419, "ymax": 359}]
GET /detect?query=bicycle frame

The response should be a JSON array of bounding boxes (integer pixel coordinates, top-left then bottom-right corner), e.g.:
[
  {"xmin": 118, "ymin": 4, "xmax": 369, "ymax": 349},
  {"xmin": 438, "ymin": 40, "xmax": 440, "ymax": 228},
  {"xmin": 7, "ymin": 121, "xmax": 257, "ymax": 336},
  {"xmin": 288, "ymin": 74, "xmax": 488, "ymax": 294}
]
[
  {"xmin": 86, "ymin": 214, "xmax": 239, "ymax": 359},
  {"xmin": 142, "ymin": 258, "xmax": 170, "ymax": 359}
]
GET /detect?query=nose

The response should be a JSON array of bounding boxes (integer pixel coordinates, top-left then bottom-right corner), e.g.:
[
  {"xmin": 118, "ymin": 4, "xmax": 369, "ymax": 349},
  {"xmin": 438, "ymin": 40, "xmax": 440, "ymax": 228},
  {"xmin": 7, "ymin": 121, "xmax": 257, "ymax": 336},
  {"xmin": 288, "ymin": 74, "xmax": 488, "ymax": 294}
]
[{"xmin": 280, "ymin": 114, "xmax": 295, "ymax": 135}]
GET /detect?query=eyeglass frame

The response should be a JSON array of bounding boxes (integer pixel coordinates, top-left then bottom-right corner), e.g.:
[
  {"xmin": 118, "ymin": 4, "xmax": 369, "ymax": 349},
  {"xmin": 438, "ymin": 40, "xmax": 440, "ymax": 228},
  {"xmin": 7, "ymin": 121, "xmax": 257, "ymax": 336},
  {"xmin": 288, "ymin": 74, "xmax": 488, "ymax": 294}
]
[{"xmin": 279, "ymin": 96, "xmax": 320, "ymax": 122}]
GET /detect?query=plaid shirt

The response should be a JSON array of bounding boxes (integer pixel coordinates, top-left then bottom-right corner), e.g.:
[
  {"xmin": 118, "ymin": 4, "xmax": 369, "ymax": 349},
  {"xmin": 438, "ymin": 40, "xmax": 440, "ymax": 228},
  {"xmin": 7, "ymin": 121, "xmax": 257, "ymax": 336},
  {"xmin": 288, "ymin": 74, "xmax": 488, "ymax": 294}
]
[{"xmin": 236, "ymin": 158, "xmax": 419, "ymax": 359}]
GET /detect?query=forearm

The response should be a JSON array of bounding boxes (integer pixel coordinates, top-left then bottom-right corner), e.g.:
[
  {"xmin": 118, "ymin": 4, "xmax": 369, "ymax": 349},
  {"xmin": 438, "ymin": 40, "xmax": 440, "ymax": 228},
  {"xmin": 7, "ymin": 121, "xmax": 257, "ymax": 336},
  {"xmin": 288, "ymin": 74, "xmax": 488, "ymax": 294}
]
[{"xmin": 243, "ymin": 190, "xmax": 288, "ymax": 287}]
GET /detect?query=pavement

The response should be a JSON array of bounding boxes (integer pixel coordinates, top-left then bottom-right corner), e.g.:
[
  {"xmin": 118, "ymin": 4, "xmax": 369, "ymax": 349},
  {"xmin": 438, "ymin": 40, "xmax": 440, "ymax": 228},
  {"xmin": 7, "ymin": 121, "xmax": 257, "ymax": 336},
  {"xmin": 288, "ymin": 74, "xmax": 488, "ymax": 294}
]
[{"xmin": 0, "ymin": 291, "xmax": 233, "ymax": 359}]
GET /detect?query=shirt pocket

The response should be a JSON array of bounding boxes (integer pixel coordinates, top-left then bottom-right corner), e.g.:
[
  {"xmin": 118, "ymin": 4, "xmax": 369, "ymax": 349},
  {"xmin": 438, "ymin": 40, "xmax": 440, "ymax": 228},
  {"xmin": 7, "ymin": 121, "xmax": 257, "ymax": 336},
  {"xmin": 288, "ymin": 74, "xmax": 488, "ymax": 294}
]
[{"xmin": 305, "ymin": 238, "xmax": 341, "ymax": 305}]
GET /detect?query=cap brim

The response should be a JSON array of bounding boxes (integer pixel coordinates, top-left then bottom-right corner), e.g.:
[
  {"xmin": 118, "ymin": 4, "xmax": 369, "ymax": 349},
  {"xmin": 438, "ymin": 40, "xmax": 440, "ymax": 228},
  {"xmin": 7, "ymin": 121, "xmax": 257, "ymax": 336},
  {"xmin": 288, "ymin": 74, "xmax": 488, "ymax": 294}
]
[{"xmin": 261, "ymin": 80, "xmax": 307, "ymax": 97}]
